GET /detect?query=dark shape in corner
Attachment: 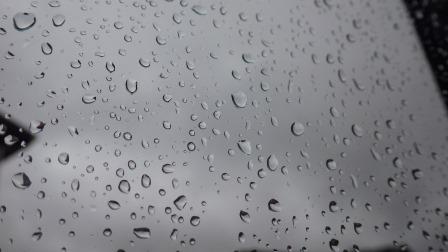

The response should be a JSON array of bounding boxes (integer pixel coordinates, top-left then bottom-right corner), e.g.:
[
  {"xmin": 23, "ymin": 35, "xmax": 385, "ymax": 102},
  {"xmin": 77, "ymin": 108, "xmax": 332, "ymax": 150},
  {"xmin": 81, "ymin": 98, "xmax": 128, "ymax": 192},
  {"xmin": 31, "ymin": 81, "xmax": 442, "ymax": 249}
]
[
  {"xmin": 404, "ymin": 0, "xmax": 448, "ymax": 111},
  {"xmin": 0, "ymin": 116, "xmax": 33, "ymax": 162}
]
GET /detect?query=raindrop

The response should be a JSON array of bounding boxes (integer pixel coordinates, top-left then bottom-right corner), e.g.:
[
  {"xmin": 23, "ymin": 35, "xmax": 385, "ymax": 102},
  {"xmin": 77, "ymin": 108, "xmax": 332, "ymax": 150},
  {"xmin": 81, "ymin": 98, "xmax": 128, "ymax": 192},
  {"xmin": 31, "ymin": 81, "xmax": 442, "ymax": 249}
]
[
  {"xmin": 29, "ymin": 120, "xmax": 45, "ymax": 134},
  {"xmin": 162, "ymin": 163, "xmax": 175, "ymax": 174},
  {"xmin": 267, "ymin": 154, "xmax": 279, "ymax": 171},
  {"xmin": 13, "ymin": 12, "xmax": 36, "ymax": 31},
  {"xmin": 231, "ymin": 91, "xmax": 247, "ymax": 108},
  {"xmin": 190, "ymin": 216, "xmax": 200, "ymax": 226},
  {"xmin": 326, "ymin": 159, "xmax": 337, "ymax": 170},
  {"xmin": 268, "ymin": 199, "xmax": 282, "ymax": 212},
  {"xmin": 52, "ymin": 14, "xmax": 65, "ymax": 27},
  {"xmin": 58, "ymin": 152, "xmax": 69, "ymax": 165},
  {"xmin": 239, "ymin": 210, "xmax": 251, "ymax": 223},
  {"xmin": 133, "ymin": 227, "xmax": 151, "ymax": 239},
  {"xmin": 191, "ymin": 5, "xmax": 207, "ymax": 15},
  {"xmin": 291, "ymin": 122, "xmax": 305, "ymax": 136},
  {"xmin": 82, "ymin": 95, "xmax": 96, "ymax": 104},
  {"xmin": 237, "ymin": 140, "xmax": 252, "ymax": 155},
  {"xmin": 12, "ymin": 172, "xmax": 32, "ymax": 189},
  {"xmin": 173, "ymin": 195, "xmax": 187, "ymax": 210},
  {"xmin": 351, "ymin": 124, "xmax": 364, "ymax": 137},
  {"xmin": 125, "ymin": 79, "xmax": 138, "ymax": 94},
  {"xmin": 108, "ymin": 200, "xmax": 121, "ymax": 210},
  {"xmin": 118, "ymin": 180, "xmax": 131, "ymax": 194},
  {"xmin": 141, "ymin": 174, "xmax": 151, "ymax": 188},
  {"xmin": 41, "ymin": 42, "xmax": 53, "ymax": 55}
]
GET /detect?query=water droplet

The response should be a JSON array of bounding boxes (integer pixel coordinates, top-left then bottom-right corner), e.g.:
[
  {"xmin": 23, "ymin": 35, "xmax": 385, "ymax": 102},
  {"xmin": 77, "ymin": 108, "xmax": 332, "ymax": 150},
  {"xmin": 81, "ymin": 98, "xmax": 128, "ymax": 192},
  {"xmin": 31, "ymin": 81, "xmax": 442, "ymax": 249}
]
[
  {"xmin": 329, "ymin": 239, "xmax": 339, "ymax": 252},
  {"xmin": 155, "ymin": 35, "xmax": 167, "ymax": 45},
  {"xmin": 237, "ymin": 140, "xmax": 252, "ymax": 155},
  {"xmin": 13, "ymin": 12, "xmax": 36, "ymax": 31},
  {"xmin": 139, "ymin": 58, "xmax": 150, "ymax": 68},
  {"xmin": 291, "ymin": 122, "xmax": 305, "ymax": 136},
  {"xmin": 82, "ymin": 94, "xmax": 96, "ymax": 104},
  {"xmin": 239, "ymin": 210, "xmax": 251, "ymax": 223},
  {"xmin": 141, "ymin": 174, "xmax": 151, "ymax": 188},
  {"xmin": 326, "ymin": 159, "xmax": 337, "ymax": 170},
  {"xmin": 191, "ymin": 5, "xmax": 207, "ymax": 15},
  {"xmin": 41, "ymin": 42, "xmax": 53, "ymax": 55},
  {"xmin": 58, "ymin": 152, "xmax": 69, "ymax": 165},
  {"xmin": 118, "ymin": 180, "xmax": 130, "ymax": 194},
  {"xmin": 351, "ymin": 124, "xmax": 364, "ymax": 137},
  {"xmin": 267, "ymin": 154, "xmax": 279, "ymax": 171},
  {"xmin": 173, "ymin": 195, "xmax": 187, "ymax": 210},
  {"xmin": 12, "ymin": 172, "xmax": 32, "ymax": 189},
  {"xmin": 162, "ymin": 163, "xmax": 175, "ymax": 174},
  {"xmin": 29, "ymin": 120, "xmax": 45, "ymax": 134},
  {"xmin": 133, "ymin": 227, "xmax": 151, "ymax": 239},
  {"xmin": 231, "ymin": 91, "xmax": 247, "ymax": 108},
  {"xmin": 106, "ymin": 61, "xmax": 115, "ymax": 73},
  {"xmin": 71, "ymin": 179, "xmax": 80, "ymax": 191},
  {"xmin": 242, "ymin": 53, "xmax": 254, "ymax": 63},
  {"xmin": 125, "ymin": 79, "xmax": 138, "ymax": 94},
  {"xmin": 190, "ymin": 216, "xmax": 200, "ymax": 226},
  {"xmin": 108, "ymin": 200, "xmax": 121, "ymax": 210},
  {"xmin": 268, "ymin": 199, "xmax": 281, "ymax": 212},
  {"xmin": 52, "ymin": 14, "xmax": 65, "ymax": 27}
]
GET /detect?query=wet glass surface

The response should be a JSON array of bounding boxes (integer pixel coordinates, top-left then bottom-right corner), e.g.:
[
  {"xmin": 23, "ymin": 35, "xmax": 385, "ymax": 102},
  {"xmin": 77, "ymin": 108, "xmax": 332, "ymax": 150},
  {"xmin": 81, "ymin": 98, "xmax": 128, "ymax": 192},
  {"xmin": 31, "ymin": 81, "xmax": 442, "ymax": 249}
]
[{"xmin": 0, "ymin": 0, "xmax": 447, "ymax": 251}]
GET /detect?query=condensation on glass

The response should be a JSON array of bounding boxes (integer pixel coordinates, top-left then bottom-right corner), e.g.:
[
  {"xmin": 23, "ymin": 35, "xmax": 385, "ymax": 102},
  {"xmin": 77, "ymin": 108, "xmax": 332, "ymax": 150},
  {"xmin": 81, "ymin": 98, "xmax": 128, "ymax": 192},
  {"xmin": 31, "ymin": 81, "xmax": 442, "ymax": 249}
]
[{"xmin": 0, "ymin": 0, "xmax": 447, "ymax": 252}]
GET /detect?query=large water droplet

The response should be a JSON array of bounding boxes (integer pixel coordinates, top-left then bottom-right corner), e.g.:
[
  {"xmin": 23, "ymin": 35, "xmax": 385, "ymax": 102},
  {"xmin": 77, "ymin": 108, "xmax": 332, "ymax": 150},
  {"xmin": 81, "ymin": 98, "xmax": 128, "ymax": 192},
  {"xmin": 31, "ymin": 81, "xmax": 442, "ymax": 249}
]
[
  {"xmin": 239, "ymin": 210, "xmax": 251, "ymax": 223},
  {"xmin": 52, "ymin": 14, "xmax": 65, "ymax": 27},
  {"xmin": 133, "ymin": 227, "xmax": 151, "ymax": 239},
  {"xmin": 268, "ymin": 199, "xmax": 282, "ymax": 212},
  {"xmin": 162, "ymin": 163, "xmax": 175, "ymax": 174},
  {"xmin": 291, "ymin": 122, "xmax": 305, "ymax": 136},
  {"xmin": 267, "ymin": 154, "xmax": 279, "ymax": 171},
  {"xmin": 125, "ymin": 79, "xmax": 138, "ymax": 94},
  {"xmin": 41, "ymin": 42, "xmax": 53, "ymax": 55},
  {"xmin": 58, "ymin": 152, "xmax": 69, "ymax": 165},
  {"xmin": 231, "ymin": 91, "xmax": 247, "ymax": 108},
  {"xmin": 191, "ymin": 5, "xmax": 207, "ymax": 15},
  {"xmin": 237, "ymin": 140, "xmax": 252, "ymax": 155},
  {"xmin": 190, "ymin": 216, "xmax": 200, "ymax": 226},
  {"xmin": 13, "ymin": 12, "xmax": 36, "ymax": 31},
  {"xmin": 118, "ymin": 180, "xmax": 130, "ymax": 194},
  {"xmin": 326, "ymin": 159, "xmax": 337, "ymax": 170},
  {"xmin": 141, "ymin": 174, "xmax": 151, "ymax": 188},
  {"xmin": 12, "ymin": 172, "xmax": 32, "ymax": 189},
  {"xmin": 173, "ymin": 195, "xmax": 187, "ymax": 210}
]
